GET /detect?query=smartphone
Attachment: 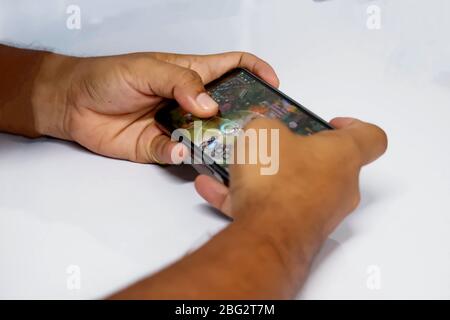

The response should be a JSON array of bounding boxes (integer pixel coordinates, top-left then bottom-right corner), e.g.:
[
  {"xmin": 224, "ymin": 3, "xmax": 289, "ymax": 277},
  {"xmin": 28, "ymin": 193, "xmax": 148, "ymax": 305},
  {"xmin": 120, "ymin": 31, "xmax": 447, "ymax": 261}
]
[{"xmin": 155, "ymin": 68, "xmax": 332, "ymax": 185}]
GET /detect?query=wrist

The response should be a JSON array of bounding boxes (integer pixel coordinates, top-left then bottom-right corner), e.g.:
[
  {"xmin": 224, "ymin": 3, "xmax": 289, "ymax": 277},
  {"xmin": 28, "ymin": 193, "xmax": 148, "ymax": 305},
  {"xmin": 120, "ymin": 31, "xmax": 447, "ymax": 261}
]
[
  {"xmin": 32, "ymin": 52, "xmax": 79, "ymax": 140},
  {"xmin": 237, "ymin": 203, "xmax": 327, "ymax": 274}
]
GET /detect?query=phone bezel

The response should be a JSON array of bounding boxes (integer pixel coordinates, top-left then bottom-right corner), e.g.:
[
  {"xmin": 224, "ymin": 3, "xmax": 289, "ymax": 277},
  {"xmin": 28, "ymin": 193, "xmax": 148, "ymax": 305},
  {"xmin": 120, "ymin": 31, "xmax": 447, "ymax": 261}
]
[{"xmin": 155, "ymin": 68, "xmax": 333, "ymax": 185}]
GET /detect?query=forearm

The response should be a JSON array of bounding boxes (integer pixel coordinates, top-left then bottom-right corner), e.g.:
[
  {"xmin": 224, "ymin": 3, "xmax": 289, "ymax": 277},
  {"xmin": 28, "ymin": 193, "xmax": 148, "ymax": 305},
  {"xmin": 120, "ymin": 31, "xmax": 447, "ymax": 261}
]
[
  {"xmin": 109, "ymin": 210, "xmax": 323, "ymax": 299},
  {"xmin": 0, "ymin": 45, "xmax": 48, "ymax": 137}
]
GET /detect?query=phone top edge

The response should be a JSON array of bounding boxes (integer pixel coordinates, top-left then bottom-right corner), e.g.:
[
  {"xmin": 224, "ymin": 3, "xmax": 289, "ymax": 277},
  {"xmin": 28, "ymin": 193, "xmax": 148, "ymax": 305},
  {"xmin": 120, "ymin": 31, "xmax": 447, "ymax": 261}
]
[{"xmin": 237, "ymin": 68, "xmax": 333, "ymax": 130}]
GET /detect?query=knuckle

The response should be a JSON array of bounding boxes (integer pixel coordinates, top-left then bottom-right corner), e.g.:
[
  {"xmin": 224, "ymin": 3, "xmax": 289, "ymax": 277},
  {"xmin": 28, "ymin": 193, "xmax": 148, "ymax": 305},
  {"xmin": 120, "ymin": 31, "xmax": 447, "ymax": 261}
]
[
  {"xmin": 239, "ymin": 51, "xmax": 255, "ymax": 59},
  {"xmin": 178, "ymin": 68, "xmax": 201, "ymax": 84},
  {"xmin": 235, "ymin": 51, "xmax": 250, "ymax": 57},
  {"xmin": 343, "ymin": 132, "xmax": 360, "ymax": 153},
  {"xmin": 230, "ymin": 51, "xmax": 255, "ymax": 64},
  {"xmin": 339, "ymin": 134, "xmax": 362, "ymax": 167},
  {"xmin": 149, "ymin": 52, "xmax": 173, "ymax": 63},
  {"xmin": 130, "ymin": 53, "xmax": 156, "ymax": 67}
]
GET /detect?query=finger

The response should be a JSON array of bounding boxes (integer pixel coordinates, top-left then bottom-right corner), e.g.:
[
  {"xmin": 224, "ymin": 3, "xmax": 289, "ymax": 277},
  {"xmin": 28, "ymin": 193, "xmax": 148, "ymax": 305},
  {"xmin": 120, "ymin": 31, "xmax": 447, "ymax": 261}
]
[
  {"xmin": 147, "ymin": 134, "xmax": 189, "ymax": 165},
  {"xmin": 130, "ymin": 58, "xmax": 218, "ymax": 117},
  {"xmin": 194, "ymin": 175, "xmax": 232, "ymax": 217},
  {"xmin": 329, "ymin": 117, "xmax": 357, "ymax": 128},
  {"xmin": 155, "ymin": 51, "xmax": 280, "ymax": 88},
  {"xmin": 330, "ymin": 117, "xmax": 388, "ymax": 166}
]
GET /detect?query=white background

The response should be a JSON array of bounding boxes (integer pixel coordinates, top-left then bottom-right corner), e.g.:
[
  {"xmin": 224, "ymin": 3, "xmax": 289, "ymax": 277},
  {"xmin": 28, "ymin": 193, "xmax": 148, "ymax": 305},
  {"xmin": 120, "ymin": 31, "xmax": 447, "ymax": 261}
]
[{"xmin": 0, "ymin": 0, "xmax": 449, "ymax": 299}]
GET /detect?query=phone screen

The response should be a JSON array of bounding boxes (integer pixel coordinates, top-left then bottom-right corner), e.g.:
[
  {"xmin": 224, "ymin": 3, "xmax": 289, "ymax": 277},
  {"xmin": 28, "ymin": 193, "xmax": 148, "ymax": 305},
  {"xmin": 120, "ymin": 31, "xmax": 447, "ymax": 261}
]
[{"xmin": 160, "ymin": 69, "xmax": 331, "ymax": 167}]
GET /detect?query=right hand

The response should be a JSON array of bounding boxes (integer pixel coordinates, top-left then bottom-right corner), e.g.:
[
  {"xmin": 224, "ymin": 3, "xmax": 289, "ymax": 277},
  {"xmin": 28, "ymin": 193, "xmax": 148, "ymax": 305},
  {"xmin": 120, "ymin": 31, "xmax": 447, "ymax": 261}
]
[{"xmin": 195, "ymin": 117, "xmax": 387, "ymax": 242}]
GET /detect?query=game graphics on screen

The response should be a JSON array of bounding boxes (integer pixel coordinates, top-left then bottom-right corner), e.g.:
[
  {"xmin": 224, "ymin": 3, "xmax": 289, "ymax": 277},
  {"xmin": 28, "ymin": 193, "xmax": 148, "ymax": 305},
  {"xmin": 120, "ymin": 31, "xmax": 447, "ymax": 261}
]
[{"xmin": 169, "ymin": 70, "xmax": 329, "ymax": 166}]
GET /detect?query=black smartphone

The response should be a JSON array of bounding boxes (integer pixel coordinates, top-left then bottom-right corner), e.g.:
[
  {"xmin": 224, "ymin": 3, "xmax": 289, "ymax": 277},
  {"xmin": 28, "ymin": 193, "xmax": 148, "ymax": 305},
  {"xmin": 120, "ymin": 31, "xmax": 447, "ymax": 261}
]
[{"xmin": 155, "ymin": 68, "xmax": 332, "ymax": 185}]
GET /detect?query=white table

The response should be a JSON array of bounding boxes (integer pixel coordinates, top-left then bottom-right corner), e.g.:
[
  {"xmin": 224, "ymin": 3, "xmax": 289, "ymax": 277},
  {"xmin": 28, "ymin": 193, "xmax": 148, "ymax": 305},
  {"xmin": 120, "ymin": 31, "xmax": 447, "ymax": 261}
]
[{"xmin": 1, "ymin": 0, "xmax": 449, "ymax": 299}]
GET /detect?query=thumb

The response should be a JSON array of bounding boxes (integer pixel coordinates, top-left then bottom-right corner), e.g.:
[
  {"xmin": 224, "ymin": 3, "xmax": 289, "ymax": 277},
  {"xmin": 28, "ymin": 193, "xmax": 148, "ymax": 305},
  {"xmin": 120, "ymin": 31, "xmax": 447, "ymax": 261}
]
[
  {"xmin": 131, "ymin": 57, "xmax": 219, "ymax": 117},
  {"xmin": 195, "ymin": 175, "xmax": 232, "ymax": 217}
]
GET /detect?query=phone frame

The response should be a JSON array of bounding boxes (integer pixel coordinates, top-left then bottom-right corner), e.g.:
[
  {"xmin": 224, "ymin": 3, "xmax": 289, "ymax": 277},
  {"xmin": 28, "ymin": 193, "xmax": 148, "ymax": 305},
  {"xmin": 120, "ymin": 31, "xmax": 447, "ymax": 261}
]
[{"xmin": 155, "ymin": 68, "xmax": 333, "ymax": 185}]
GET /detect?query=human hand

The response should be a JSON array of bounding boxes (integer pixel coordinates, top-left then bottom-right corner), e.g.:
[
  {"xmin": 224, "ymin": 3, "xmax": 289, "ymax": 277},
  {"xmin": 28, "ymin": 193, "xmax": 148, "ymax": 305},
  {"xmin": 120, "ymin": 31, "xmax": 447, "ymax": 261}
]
[
  {"xmin": 195, "ymin": 117, "xmax": 387, "ymax": 242},
  {"xmin": 33, "ymin": 52, "xmax": 279, "ymax": 163}
]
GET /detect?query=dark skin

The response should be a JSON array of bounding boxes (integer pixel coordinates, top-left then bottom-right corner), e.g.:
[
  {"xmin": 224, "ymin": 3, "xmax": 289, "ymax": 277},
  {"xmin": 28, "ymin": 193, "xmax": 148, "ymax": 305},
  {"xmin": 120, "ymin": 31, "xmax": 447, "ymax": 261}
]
[{"xmin": 0, "ymin": 44, "xmax": 387, "ymax": 299}]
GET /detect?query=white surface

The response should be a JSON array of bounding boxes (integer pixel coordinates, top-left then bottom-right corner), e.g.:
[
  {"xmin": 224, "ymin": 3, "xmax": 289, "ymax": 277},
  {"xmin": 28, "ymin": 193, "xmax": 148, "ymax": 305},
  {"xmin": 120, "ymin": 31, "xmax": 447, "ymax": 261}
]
[{"xmin": 1, "ymin": 0, "xmax": 449, "ymax": 299}]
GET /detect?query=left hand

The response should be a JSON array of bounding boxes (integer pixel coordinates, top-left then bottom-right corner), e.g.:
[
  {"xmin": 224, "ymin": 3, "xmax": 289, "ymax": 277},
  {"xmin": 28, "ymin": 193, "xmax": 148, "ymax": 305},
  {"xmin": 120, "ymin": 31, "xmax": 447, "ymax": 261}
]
[{"xmin": 33, "ymin": 51, "xmax": 279, "ymax": 164}]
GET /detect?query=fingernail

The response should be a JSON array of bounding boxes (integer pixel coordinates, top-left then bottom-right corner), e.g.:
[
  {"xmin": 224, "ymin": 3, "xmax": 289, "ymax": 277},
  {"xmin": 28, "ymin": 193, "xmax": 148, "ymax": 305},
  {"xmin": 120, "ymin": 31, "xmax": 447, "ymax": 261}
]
[{"xmin": 196, "ymin": 92, "xmax": 218, "ymax": 111}]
